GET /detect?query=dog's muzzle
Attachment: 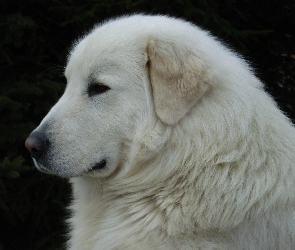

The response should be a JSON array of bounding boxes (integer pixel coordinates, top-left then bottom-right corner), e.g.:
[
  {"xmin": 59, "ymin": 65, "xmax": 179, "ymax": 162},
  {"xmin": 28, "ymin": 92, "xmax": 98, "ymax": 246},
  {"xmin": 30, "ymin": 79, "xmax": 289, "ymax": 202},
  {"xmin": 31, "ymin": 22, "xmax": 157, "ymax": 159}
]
[{"xmin": 25, "ymin": 131, "xmax": 108, "ymax": 177}]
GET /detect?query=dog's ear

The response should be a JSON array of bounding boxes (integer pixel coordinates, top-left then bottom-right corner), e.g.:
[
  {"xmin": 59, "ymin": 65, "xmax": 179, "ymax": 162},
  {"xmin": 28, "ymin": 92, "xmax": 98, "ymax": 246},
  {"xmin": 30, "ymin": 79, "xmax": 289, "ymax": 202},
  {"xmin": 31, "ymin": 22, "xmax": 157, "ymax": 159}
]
[{"xmin": 147, "ymin": 38, "xmax": 212, "ymax": 125}]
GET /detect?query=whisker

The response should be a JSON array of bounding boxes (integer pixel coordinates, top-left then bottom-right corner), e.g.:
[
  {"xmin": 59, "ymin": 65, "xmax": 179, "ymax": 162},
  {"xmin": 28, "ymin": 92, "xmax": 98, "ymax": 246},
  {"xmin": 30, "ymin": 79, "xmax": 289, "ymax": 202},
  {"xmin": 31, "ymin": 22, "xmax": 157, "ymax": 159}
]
[{"xmin": 38, "ymin": 64, "xmax": 66, "ymax": 78}]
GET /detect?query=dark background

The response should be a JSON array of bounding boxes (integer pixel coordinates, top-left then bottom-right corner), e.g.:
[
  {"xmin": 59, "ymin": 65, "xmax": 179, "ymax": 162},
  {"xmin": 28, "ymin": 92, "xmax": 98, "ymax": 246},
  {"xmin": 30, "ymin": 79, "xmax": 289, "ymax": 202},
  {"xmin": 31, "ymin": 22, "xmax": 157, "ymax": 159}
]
[{"xmin": 1, "ymin": 0, "xmax": 294, "ymax": 249}]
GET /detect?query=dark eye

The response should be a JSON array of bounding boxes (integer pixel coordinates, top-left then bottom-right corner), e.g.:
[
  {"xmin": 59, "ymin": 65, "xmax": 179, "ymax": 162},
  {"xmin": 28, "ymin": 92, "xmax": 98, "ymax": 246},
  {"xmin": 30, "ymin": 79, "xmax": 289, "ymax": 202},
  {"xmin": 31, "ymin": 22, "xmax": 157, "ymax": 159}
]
[{"xmin": 87, "ymin": 83, "xmax": 110, "ymax": 97}]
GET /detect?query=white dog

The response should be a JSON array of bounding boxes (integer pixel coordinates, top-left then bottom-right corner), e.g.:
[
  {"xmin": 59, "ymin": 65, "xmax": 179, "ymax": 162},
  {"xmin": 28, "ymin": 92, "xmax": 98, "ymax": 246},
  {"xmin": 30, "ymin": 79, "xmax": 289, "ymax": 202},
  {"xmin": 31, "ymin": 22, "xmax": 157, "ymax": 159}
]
[{"xmin": 25, "ymin": 15, "xmax": 295, "ymax": 249}]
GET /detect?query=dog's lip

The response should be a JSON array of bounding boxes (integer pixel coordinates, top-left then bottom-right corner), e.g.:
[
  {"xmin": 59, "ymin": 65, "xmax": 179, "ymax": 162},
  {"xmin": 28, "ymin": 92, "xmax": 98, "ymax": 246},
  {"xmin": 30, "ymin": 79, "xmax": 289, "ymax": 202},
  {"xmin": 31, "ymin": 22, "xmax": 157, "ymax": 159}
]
[
  {"xmin": 35, "ymin": 164, "xmax": 53, "ymax": 174},
  {"xmin": 34, "ymin": 158, "xmax": 108, "ymax": 178},
  {"xmin": 33, "ymin": 158, "xmax": 52, "ymax": 173},
  {"xmin": 88, "ymin": 159, "xmax": 107, "ymax": 172}
]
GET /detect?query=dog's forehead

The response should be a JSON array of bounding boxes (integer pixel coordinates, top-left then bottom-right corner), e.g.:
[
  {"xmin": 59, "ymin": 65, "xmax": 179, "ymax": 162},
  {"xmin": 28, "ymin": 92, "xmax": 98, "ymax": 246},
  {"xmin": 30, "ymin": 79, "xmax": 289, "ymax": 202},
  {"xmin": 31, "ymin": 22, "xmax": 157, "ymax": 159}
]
[
  {"xmin": 65, "ymin": 23, "xmax": 147, "ymax": 81},
  {"xmin": 65, "ymin": 41, "xmax": 120, "ymax": 80},
  {"xmin": 64, "ymin": 14, "xmax": 198, "ymax": 81}
]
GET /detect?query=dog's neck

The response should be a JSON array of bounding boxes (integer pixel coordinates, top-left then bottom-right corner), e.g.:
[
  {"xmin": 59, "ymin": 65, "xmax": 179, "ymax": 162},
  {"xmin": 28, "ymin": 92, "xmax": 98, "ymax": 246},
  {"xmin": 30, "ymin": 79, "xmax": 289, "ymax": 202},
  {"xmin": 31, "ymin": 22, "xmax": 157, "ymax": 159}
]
[{"xmin": 68, "ymin": 112, "xmax": 295, "ymax": 249}]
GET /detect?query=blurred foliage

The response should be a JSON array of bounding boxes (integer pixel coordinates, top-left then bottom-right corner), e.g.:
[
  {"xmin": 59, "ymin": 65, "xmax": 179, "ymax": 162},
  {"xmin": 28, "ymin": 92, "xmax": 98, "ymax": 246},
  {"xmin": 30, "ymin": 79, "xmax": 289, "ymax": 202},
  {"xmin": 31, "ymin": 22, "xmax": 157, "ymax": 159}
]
[{"xmin": 0, "ymin": 0, "xmax": 294, "ymax": 249}]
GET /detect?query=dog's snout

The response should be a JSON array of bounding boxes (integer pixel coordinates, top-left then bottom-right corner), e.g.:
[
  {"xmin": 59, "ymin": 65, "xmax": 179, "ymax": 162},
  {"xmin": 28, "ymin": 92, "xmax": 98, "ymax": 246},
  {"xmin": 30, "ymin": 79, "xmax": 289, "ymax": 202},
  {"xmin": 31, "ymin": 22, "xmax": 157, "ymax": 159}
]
[{"xmin": 25, "ymin": 131, "xmax": 48, "ymax": 159}]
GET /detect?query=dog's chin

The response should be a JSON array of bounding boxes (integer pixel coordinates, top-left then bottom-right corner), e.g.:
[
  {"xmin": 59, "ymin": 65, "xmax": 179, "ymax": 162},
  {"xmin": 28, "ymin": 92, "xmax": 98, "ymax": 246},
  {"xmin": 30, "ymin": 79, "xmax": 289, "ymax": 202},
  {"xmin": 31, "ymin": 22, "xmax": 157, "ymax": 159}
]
[{"xmin": 33, "ymin": 158, "xmax": 109, "ymax": 178}]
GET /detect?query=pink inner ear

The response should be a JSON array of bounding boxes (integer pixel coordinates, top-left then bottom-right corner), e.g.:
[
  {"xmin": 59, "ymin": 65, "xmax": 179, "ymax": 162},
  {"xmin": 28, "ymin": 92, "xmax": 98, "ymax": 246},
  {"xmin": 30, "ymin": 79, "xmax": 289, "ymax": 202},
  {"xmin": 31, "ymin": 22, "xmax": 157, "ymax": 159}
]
[{"xmin": 147, "ymin": 39, "xmax": 212, "ymax": 125}]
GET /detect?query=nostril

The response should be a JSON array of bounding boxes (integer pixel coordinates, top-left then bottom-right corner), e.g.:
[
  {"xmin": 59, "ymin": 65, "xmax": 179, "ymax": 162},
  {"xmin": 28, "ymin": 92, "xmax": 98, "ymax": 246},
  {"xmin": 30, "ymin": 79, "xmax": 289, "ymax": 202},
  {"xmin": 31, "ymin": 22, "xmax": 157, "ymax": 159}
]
[
  {"xmin": 25, "ymin": 131, "xmax": 48, "ymax": 159},
  {"xmin": 25, "ymin": 137, "xmax": 45, "ymax": 152}
]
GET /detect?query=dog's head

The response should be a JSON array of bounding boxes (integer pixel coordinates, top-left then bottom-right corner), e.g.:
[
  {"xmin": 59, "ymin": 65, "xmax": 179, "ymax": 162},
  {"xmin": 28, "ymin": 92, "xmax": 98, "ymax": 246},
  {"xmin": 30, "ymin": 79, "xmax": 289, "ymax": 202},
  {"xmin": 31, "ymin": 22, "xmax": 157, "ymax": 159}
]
[{"xmin": 25, "ymin": 15, "xmax": 252, "ymax": 178}]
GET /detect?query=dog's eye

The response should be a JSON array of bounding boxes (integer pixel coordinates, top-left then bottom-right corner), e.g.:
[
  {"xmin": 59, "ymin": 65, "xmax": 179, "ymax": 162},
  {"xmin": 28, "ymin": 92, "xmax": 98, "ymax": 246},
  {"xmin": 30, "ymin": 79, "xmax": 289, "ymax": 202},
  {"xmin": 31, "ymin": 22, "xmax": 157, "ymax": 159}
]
[{"xmin": 87, "ymin": 83, "xmax": 110, "ymax": 97}]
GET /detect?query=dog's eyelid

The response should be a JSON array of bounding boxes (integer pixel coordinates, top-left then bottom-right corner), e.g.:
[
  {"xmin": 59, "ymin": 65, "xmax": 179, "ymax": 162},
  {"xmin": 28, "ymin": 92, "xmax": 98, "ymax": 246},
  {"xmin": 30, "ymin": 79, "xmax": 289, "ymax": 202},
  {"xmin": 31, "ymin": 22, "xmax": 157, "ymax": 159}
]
[{"xmin": 87, "ymin": 82, "xmax": 111, "ymax": 97}]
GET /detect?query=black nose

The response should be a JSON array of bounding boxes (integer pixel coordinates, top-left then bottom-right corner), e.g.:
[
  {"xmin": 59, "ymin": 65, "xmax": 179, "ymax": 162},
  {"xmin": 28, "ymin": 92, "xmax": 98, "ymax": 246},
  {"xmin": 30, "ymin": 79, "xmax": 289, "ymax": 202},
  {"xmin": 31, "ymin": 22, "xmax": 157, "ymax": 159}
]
[{"xmin": 25, "ymin": 131, "xmax": 48, "ymax": 159}]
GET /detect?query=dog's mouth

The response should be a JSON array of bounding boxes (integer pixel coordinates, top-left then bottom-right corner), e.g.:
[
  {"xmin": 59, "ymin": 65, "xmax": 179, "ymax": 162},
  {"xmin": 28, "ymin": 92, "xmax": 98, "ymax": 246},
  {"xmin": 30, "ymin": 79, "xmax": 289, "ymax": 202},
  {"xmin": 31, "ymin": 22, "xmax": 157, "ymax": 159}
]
[
  {"xmin": 33, "ymin": 158, "xmax": 54, "ymax": 174},
  {"xmin": 34, "ymin": 158, "xmax": 108, "ymax": 178},
  {"xmin": 88, "ymin": 159, "xmax": 107, "ymax": 172}
]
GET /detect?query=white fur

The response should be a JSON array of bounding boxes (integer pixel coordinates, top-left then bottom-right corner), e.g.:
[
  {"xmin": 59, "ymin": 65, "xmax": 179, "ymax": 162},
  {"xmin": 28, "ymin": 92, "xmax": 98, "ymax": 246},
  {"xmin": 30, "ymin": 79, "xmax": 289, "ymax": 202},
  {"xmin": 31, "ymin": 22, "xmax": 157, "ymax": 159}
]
[{"xmin": 33, "ymin": 15, "xmax": 295, "ymax": 249}]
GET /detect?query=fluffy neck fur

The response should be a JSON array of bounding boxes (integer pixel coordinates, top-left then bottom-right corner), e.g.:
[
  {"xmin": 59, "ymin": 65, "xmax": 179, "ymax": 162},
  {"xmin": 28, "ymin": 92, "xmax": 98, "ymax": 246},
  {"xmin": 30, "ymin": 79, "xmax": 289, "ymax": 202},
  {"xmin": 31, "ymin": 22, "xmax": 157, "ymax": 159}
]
[{"xmin": 68, "ymin": 83, "xmax": 295, "ymax": 249}]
